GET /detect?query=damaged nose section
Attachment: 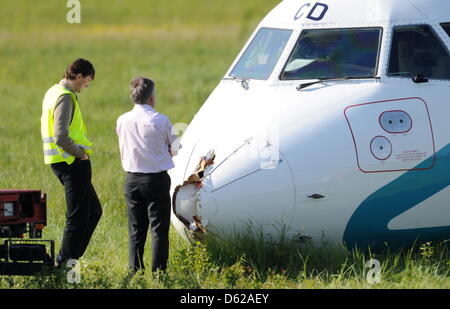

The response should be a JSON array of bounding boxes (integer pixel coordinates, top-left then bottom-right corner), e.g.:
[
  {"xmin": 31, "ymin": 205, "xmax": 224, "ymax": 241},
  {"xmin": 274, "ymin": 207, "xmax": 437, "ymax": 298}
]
[
  {"xmin": 172, "ymin": 150, "xmax": 215, "ymax": 241},
  {"xmin": 172, "ymin": 138, "xmax": 296, "ymax": 243}
]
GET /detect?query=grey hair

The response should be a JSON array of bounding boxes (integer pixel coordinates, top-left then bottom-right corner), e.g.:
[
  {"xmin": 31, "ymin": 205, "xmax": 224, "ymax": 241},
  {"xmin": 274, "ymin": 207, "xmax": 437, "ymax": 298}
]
[{"xmin": 129, "ymin": 77, "xmax": 155, "ymax": 105}]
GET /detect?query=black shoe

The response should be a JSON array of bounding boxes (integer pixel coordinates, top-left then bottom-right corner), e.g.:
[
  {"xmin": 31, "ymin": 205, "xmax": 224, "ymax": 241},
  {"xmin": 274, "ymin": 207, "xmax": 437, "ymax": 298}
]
[
  {"xmin": 128, "ymin": 267, "xmax": 145, "ymax": 278},
  {"xmin": 54, "ymin": 254, "xmax": 67, "ymax": 269}
]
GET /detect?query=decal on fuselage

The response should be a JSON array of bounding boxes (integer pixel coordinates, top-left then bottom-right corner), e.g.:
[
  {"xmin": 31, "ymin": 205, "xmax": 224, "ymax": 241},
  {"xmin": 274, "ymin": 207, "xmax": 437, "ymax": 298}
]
[
  {"xmin": 345, "ymin": 98, "xmax": 436, "ymax": 173},
  {"xmin": 294, "ymin": 2, "xmax": 329, "ymax": 21},
  {"xmin": 343, "ymin": 143, "xmax": 450, "ymax": 250}
]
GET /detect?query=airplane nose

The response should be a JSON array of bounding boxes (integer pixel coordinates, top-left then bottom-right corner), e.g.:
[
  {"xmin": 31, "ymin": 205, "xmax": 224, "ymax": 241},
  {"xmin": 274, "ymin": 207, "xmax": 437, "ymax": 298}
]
[{"xmin": 171, "ymin": 139, "xmax": 296, "ymax": 242}]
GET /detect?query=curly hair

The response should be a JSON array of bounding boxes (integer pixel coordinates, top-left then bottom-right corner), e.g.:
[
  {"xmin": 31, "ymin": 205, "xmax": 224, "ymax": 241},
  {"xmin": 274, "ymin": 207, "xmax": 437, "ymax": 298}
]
[{"xmin": 63, "ymin": 58, "xmax": 95, "ymax": 80}]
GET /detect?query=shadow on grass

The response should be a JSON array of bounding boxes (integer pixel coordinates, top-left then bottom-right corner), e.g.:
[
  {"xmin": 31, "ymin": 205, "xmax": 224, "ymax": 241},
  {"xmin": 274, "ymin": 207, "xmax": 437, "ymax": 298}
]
[{"xmin": 201, "ymin": 224, "xmax": 450, "ymax": 283}]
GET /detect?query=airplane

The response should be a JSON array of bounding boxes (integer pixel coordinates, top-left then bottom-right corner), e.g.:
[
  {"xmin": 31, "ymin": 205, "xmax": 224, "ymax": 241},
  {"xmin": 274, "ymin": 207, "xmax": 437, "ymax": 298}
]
[{"xmin": 169, "ymin": 0, "xmax": 450, "ymax": 250}]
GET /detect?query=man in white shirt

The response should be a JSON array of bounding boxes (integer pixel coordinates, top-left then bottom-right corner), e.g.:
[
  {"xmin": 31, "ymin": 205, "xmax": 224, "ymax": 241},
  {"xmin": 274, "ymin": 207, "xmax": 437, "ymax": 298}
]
[{"xmin": 116, "ymin": 77, "xmax": 179, "ymax": 273}]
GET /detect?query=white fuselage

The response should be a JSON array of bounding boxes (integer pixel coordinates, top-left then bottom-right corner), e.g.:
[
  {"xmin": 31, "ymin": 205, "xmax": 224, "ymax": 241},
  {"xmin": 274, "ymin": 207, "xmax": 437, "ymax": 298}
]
[{"xmin": 169, "ymin": 0, "xmax": 450, "ymax": 249}]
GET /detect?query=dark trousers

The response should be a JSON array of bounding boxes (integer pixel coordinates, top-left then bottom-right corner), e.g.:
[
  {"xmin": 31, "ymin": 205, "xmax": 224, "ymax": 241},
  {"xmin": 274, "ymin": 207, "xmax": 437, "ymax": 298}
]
[
  {"xmin": 51, "ymin": 159, "xmax": 102, "ymax": 260},
  {"xmin": 124, "ymin": 171, "xmax": 171, "ymax": 272}
]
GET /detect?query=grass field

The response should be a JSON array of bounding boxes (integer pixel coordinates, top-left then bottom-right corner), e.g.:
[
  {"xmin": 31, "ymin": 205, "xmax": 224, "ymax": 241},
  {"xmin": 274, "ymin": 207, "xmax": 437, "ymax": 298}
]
[{"xmin": 0, "ymin": 0, "xmax": 449, "ymax": 289}]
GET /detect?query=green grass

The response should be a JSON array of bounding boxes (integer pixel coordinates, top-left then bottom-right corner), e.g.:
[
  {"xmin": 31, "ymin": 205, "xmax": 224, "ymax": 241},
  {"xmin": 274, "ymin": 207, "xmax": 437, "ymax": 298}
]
[{"xmin": 0, "ymin": 0, "xmax": 449, "ymax": 289}]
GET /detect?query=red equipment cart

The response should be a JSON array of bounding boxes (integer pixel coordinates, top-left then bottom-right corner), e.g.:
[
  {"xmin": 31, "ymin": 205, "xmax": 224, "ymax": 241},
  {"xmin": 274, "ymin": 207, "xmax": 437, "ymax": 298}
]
[{"xmin": 0, "ymin": 190, "xmax": 54, "ymax": 275}]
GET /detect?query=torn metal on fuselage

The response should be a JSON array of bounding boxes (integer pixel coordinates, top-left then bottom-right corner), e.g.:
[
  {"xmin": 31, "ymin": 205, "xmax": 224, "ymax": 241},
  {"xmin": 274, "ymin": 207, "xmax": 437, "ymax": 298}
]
[{"xmin": 172, "ymin": 150, "xmax": 215, "ymax": 239}]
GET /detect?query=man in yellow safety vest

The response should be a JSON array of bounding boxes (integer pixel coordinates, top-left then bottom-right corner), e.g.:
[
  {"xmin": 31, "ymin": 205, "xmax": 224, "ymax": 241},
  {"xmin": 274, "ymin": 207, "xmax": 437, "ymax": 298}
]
[{"xmin": 41, "ymin": 58, "xmax": 102, "ymax": 267}]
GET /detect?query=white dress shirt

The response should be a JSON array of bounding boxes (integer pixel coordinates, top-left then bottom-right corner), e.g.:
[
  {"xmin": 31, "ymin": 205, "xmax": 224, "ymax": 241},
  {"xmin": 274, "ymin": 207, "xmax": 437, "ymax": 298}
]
[{"xmin": 116, "ymin": 104, "xmax": 178, "ymax": 173}]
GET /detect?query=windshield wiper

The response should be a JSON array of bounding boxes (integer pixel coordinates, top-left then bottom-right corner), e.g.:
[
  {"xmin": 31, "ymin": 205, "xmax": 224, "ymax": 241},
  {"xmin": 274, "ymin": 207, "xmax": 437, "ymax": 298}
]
[
  {"xmin": 296, "ymin": 76, "xmax": 377, "ymax": 91},
  {"xmin": 389, "ymin": 72, "xmax": 429, "ymax": 83},
  {"xmin": 223, "ymin": 76, "xmax": 250, "ymax": 90}
]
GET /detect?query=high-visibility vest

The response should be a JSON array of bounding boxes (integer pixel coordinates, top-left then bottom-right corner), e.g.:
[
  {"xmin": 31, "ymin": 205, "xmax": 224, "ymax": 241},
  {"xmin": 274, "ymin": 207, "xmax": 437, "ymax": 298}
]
[{"xmin": 41, "ymin": 84, "xmax": 93, "ymax": 165}]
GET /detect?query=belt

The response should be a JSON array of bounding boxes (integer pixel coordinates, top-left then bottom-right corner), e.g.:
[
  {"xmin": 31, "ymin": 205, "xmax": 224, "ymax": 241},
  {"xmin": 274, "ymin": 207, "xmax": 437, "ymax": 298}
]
[{"xmin": 127, "ymin": 171, "xmax": 167, "ymax": 176}]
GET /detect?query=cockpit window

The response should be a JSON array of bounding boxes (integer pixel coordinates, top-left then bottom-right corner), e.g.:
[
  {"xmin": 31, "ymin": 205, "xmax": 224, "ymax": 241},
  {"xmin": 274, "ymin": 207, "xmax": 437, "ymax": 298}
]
[
  {"xmin": 230, "ymin": 28, "xmax": 292, "ymax": 80},
  {"xmin": 441, "ymin": 23, "xmax": 450, "ymax": 37},
  {"xmin": 280, "ymin": 28, "xmax": 381, "ymax": 80},
  {"xmin": 389, "ymin": 25, "xmax": 450, "ymax": 80}
]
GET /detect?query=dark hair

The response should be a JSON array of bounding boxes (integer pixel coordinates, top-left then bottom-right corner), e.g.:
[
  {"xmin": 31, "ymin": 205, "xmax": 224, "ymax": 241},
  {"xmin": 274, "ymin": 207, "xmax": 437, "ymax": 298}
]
[
  {"xmin": 63, "ymin": 58, "xmax": 95, "ymax": 80},
  {"xmin": 129, "ymin": 77, "xmax": 155, "ymax": 105}
]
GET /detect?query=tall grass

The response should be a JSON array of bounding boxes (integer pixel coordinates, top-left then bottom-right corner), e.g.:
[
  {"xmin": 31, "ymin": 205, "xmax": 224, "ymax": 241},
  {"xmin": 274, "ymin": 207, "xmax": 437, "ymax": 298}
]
[
  {"xmin": 0, "ymin": 226, "xmax": 449, "ymax": 288},
  {"xmin": 202, "ymin": 227, "xmax": 450, "ymax": 289},
  {"xmin": 0, "ymin": 0, "xmax": 449, "ymax": 288}
]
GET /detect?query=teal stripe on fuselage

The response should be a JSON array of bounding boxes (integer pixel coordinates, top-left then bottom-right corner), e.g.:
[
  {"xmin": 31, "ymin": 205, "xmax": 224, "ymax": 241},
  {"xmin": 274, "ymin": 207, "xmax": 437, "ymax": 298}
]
[{"xmin": 343, "ymin": 143, "xmax": 450, "ymax": 250}]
